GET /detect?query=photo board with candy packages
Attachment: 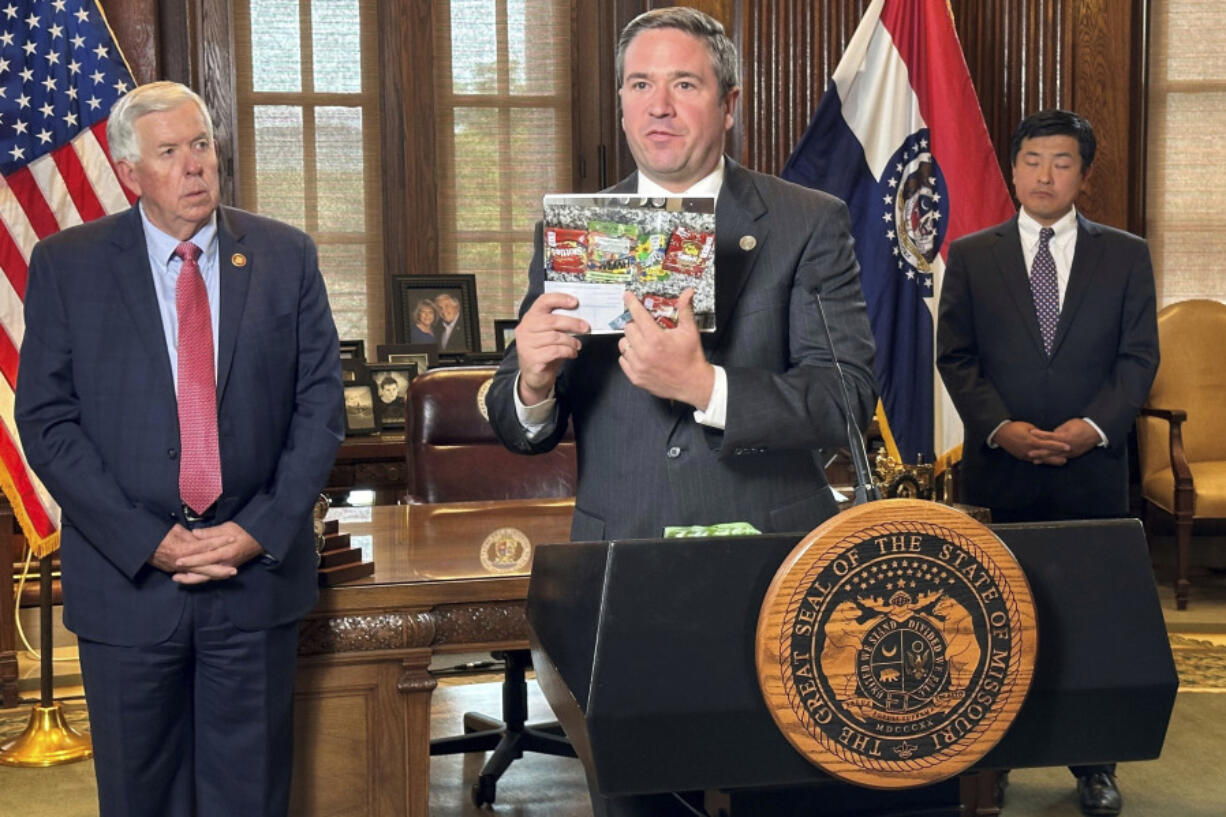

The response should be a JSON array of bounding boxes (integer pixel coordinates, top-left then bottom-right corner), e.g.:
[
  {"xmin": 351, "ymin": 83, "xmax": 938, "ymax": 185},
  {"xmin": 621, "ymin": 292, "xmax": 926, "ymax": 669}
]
[{"xmin": 541, "ymin": 194, "xmax": 716, "ymax": 332}]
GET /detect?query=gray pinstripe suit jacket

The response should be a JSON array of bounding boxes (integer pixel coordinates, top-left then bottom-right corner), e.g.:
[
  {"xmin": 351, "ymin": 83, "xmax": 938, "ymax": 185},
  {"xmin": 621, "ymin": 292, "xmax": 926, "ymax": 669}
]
[{"xmin": 486, "ymin": 159, "xmax": 876, "ymax": 541}]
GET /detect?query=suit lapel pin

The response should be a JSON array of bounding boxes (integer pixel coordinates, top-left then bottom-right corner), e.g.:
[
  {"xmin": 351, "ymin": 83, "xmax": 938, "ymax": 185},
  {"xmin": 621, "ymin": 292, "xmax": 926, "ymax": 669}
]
[
  {"xmin": 231, "ymin": 252, "xmax": 248, "ymax": 268},
  {"xmin": 739, "ymin": 235, "xmax": 757, "ymax": 252}
]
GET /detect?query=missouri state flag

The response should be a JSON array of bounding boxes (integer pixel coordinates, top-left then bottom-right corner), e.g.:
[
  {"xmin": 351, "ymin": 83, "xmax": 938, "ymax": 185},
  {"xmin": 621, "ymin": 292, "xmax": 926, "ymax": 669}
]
[{"xmin": 783, "ymin": 0, "xmax": 1014, "ymax": 467}]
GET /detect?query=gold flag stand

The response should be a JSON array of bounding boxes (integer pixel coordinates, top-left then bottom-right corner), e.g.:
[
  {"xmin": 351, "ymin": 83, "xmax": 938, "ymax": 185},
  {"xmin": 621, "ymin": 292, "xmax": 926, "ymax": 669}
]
[{"xmin": 0, "ymin": 555, "xmax": 91, "ymax": 766}]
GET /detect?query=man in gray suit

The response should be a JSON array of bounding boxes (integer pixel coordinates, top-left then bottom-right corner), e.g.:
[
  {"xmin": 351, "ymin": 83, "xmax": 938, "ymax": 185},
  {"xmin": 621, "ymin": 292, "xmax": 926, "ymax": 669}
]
[
  {"xmin": 487, "ymin": 6, "xmax": 876, "ymax": 549},
  {"xmin": 487, "ymin": 10, "xmax": 875, "ymax": 813}
]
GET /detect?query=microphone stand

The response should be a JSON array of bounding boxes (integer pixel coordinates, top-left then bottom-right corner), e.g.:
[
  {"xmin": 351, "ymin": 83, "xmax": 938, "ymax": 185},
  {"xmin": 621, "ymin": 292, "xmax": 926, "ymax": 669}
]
[{"xmin": 814, "ymin": 295, "xmax": 880, "ymax": 506}]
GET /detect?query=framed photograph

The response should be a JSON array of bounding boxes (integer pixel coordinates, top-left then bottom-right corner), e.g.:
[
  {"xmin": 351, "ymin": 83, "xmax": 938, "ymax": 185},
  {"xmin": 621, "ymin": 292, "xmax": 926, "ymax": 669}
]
[
  {"xmin": 339, "ymin": 338, "xmax": 366, "ymax": 362},
  {"xmin": 493, "ymin": 319, "xmax": 518, "ymax": 353},
  {"xmin": 391, "ymin": 274, "xmax": 481, "ymax": 352},
  {"xmin": 368, "ymin": 362, "xmax": 417, "ymax": 430},
  {"xmin": 376, "ymin": 343, "xmax": 437, "ymax": 376},
  {"xmin": 340, "ymin": 358, "xmax": 368, "ymax": 386},
  {"xmin": 342, "ymin": 384, "xmax": 378, "ymax": 436}
]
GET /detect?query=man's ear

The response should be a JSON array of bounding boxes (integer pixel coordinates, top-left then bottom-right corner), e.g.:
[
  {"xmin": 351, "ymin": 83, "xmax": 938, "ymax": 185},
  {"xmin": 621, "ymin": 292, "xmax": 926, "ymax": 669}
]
[
  {"xmin": 722, "ymin": 86, "xmax": 741, "ymax": 132},
  {"xmin": 114, "ymin": 160, "xmax": 142, "ymax": 197}
]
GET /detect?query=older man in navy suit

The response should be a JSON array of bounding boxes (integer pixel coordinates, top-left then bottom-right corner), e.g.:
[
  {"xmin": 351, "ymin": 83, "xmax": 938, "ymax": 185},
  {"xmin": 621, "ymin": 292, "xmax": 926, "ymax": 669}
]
[{"xmin": 15, "ymin": 82, "xmax": 343, "ymax": 817}]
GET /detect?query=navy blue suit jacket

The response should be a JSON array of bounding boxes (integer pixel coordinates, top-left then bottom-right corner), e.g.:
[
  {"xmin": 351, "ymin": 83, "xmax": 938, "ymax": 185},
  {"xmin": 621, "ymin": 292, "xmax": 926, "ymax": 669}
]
[
  {"xmin": 15, "ymin": 204, "xmax": 344, "ymax": 646},
  {"xmin": 936, "ymin": 214, "xmax": 1159, "ymax": 516}
]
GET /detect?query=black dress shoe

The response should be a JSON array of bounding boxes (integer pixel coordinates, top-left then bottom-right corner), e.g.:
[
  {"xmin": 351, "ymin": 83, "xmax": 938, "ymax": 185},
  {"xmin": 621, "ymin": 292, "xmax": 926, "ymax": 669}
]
[{"xmin": 1077, "ymin": 771, "xmax": 1122, "ymax": 816}]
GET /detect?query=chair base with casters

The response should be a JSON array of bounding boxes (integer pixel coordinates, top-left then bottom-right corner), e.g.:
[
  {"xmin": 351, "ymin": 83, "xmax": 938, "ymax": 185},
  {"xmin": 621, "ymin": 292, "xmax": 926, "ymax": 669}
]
[{"xmin": 429, "ymin": 649, "xmax": 576, "ymax": 806}]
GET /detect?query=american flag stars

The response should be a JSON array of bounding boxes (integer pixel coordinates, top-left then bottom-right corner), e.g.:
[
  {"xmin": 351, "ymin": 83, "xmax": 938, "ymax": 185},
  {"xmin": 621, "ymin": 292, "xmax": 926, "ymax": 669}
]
[{"xmin": 0, "ymin": 0, "xmax": 133, "ymax": 175}]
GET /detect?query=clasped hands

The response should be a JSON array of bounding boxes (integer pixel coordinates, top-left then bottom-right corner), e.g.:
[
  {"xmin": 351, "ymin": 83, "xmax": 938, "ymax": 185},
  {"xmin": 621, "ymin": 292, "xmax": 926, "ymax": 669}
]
[
  {"xmin": 149, "ymin": 521, "xmax": 265, "ymax": 585},
  {"xmin": 994, "ymin": 418, "xmax": 1100, "ymax": 466},
  {"xmin": 514, "ymin": 288, "xmax": 713, "ymax": 408}
]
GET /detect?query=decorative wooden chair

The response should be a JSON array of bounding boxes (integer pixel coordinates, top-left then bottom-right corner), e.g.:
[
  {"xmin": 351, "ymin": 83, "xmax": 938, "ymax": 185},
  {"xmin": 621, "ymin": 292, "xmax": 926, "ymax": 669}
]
[
  {"xmin": 1136, "ymin": 299, "xmax": 1226, "ymax": 609},
  {"xmin": 405, "ymin": 365, "xmax": 577, "ymax": 806}
]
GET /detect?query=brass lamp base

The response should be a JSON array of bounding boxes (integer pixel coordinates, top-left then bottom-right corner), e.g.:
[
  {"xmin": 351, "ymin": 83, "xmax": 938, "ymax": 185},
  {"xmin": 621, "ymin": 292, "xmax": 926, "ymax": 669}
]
[{"xmin": 0, "ymin": 703, "xmax": 93, "ymax": 766}]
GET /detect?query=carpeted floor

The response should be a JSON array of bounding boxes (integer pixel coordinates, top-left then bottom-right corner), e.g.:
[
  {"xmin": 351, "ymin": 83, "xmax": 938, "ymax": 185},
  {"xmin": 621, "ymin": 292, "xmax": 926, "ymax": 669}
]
[{"xmin": 3, "ymin": 645, "xmax": 1225, "ymax": 817}]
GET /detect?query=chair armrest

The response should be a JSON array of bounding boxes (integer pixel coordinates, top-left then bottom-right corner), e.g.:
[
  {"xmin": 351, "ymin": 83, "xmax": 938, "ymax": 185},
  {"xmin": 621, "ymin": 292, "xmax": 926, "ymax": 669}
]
[
  {"xmin": 1140, "ymin": 405, "xmax": 1195, "ymax": 512},
  {"xmin": 1139, "ymin": 406, "xmax": 1187, "ymax": 424}
]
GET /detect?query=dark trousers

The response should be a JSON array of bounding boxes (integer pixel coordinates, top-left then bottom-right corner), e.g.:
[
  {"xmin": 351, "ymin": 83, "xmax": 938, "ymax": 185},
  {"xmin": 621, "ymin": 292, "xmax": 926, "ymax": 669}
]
[{"xmin": 78, "ymin": 587, "xmax": 300, "ymax": 817}]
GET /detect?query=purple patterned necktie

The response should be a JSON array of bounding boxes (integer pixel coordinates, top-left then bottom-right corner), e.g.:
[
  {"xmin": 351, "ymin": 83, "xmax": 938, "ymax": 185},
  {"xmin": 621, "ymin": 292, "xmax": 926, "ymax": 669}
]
[
  {"xmin": 175, "ymin": 241, "xmax": 222, "ymax": 514},
  {"xmin": 1029, "ymin": 226, "xmax": 1060, "ymax": 356}
]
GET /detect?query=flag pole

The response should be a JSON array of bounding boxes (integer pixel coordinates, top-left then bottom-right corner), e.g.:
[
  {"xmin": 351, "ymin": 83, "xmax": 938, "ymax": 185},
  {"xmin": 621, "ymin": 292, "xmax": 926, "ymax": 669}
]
[{"xmin": 0, "ymin": 554, "xmax": 91, "ymax": 767}]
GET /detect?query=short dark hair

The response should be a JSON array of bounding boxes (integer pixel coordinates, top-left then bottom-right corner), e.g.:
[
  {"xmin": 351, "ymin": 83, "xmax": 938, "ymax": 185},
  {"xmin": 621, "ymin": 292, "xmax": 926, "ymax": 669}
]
[
  {"xmin": 1010, "ymin": 109, "xmax": 1096, "ymax": 172},
  {"xmin": 615, "ymin": 7, "xmax": 740, "ymax": 100},
  {"xmin": 378, "ymin": 376, "xmax": 397, "ymax": 389}
]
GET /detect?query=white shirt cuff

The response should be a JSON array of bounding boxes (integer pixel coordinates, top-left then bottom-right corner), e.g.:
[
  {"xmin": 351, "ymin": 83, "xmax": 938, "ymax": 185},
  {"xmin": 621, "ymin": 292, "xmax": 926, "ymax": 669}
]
[
  {"xmin": 986, "ymin": 420, "xmax": 1010, "ymax": 449},
  {"xmin": 692, "ymin": 365, "xmax": 727, "ymax": 430},
  {"xmin": 513, "ymin": 373, "xmax": 557, "ymax": 441},
  {"xmin": 1083, "ymin": 417, "xmax": 1109, "ymax": 447}
]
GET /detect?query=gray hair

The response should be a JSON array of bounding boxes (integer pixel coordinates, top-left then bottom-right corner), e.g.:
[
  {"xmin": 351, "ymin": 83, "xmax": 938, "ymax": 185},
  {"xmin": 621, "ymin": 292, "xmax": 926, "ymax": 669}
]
[
  {"xmin": 615, "ymin": 7, "xmax": 740, "ymax": 100},
  {"xmin": 107, "ymin": 81, "xmax": 215, "ymax": 163}
]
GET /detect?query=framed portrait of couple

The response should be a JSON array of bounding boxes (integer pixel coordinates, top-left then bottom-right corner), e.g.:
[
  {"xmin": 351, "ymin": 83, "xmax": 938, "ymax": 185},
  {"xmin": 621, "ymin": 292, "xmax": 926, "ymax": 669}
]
[{"xmin": 392, "ymin": 275, "xmax": 481, "ymax": 353}]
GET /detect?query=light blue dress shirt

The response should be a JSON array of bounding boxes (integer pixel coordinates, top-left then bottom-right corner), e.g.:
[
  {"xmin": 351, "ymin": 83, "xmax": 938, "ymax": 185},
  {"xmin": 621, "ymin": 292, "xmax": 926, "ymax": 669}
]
[{"xmin": 139, "ymin": 205, "xmax": 220, "ymax": 387}]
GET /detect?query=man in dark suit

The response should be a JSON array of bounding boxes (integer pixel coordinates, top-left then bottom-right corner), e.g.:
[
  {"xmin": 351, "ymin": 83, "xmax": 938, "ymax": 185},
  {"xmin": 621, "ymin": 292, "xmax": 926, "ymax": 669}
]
[
  {"xmin": 937, "ymin": 109, "xmax": 1159, "ymax": 816},
  {"xmin": 15, "ymin": 82, "xmax": 344, "ymax": 817},
  {"xmin": 487, "ymin": 6, "xmax": 876, "ymax": 544},
  {"xmin": 434, "ymin": 292, "xmax": 467, "ymax": 351},
  {"xmin": 485, "ymin": 9, "xmax": 875, "ymax": 814}
]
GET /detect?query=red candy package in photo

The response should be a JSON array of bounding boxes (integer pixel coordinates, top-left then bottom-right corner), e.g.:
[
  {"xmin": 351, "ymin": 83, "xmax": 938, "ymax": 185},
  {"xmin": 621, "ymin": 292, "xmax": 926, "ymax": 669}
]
[
  {"xmin": 663, "ymin": 225, "xmax": 715, "ymax": 278},
  {"xmin": 545, "ymin": 227, "xmax": 588, "ymax": 274},
  {"xmin": 641, "ymin": 293, "xmax": 681, "ymax": 329}
]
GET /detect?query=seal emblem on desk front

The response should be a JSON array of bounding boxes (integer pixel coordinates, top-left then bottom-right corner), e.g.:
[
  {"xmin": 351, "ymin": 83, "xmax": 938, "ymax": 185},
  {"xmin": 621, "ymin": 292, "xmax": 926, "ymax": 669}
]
[
  {"xmin": 480, "ymin": 527, "xmax": 532, "ymax": 572},
  {"xmin": 757, "ymin": 499, "xmax": 1037, "ymax": 788}
]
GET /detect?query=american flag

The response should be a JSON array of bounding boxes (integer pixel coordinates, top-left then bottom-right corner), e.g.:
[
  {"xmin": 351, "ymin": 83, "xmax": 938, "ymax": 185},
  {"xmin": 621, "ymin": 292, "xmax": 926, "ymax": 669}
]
[{"xmin": 0, "ymin": 0, "xmax": 135, "ymax": 556}]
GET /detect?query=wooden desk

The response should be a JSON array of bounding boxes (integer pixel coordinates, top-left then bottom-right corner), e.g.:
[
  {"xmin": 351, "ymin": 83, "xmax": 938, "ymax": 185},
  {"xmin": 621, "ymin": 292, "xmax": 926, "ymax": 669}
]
[
  {"xmin": 326, "ymin": 435, "xmax": 409, "ymax": 505},
  {"xmin": 290, "ymin": 499, "xmax": 573, "ymax": 817}
]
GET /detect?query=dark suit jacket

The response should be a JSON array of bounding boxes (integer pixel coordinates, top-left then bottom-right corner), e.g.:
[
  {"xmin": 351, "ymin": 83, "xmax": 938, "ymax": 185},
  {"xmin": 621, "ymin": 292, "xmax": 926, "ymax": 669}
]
[
  {"xmin": 486, "ymin": 159, "xmax": 877, "ymax": 540},
  {"xmin": 15, "ymin": 204, "xmax": 344, "ymax": 646},
  {"xmin": 936, "ymin": 213, "xmax": 1158, "ymax": 516}
]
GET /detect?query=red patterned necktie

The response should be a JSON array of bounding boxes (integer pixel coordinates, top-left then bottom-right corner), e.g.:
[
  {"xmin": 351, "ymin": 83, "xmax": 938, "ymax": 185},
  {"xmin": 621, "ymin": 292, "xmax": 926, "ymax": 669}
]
[
  {"xmin": 175, "ymin": 241, "xmax": 222, "ymax": 514},
  {"xmin": 1029, "ymin": 226, "xmax": 1060, "ymax": 356}
]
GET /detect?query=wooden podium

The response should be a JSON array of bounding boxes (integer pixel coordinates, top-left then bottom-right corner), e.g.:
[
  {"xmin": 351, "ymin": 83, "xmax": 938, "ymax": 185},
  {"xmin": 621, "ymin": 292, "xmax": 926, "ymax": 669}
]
[{"xmin": 526, "ymin": 517, "xmax": 1178, "ymax": 813}]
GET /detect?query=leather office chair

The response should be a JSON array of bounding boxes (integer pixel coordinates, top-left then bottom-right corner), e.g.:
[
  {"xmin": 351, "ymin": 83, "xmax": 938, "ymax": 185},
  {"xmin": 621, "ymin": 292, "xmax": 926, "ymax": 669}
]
[
  {"xmin": 406, "ymin": 366, "xmax": 577, "ymax": 806},
  {"xmin": 1136, "ymin": 299, "xmax": 1226, "ymax": 610}
]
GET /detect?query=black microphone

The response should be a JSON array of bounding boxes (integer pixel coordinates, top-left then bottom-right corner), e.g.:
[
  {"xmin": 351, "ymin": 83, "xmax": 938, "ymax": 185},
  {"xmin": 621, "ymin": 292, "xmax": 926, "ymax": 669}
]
[{"xmin": 814, "ymin": 294, "xmax": 880, "ymax": 505}]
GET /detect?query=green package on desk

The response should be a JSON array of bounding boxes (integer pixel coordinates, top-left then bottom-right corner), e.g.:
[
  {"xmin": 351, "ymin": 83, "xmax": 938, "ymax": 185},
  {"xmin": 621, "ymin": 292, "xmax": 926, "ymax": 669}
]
[{"xmin": 663, "ymin": 522, "xmax": 762, "ymax": 538}]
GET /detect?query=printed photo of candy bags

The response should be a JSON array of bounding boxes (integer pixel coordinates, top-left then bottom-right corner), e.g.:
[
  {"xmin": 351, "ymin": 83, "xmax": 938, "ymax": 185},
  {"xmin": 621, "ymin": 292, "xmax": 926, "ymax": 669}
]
[{"xmin": 541, "ymin": 194, "xmax": 716, "ymax": 333}]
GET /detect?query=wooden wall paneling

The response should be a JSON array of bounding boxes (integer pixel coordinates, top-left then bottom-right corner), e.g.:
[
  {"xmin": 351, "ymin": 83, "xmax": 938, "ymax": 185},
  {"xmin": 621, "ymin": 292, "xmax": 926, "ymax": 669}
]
[
  {"xmin": 379, "ymin": 0, "xmax": 437, "ymax": 326},
  {"xmin": 1070, "ymin": 0, "xmax": 1146, "ymax": 231},
  {"xmin": 158, "ymin": 0, "xmax": 193, "ymax": 84},
  {"xmin": 570, "ymin": 0, "xmax": 617, "ymax": 191},
  {"xmin": 101, "ymin": 0, "xmax": 161, "ymax": 85},
  {"xmin": 196, "ymin": 0, "xmax": 239, "ymax": 206},
  {"xmin": 737, "ymin": 0, "xmax": 872, "ymax": 176}
]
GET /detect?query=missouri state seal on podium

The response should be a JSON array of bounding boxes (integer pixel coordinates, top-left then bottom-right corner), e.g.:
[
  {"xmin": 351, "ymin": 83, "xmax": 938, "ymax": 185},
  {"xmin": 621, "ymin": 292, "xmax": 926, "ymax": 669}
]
[{"xmin": 757, "ymin": 499, "xmax": 1037, "ymax": 788}]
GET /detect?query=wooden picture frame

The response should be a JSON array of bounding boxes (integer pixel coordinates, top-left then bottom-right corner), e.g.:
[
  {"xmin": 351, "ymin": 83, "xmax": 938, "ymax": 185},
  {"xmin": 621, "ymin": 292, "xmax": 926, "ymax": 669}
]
[
  {"xmin": 368, "ymin": 362, "xmax": 417, "ymax": 430},
  {"xmin": 340, "ymin": 358, "xmax": 368, "ymax": 387},
  {"xmin": 339, "ymin": 338, "xmax": 366, "ymax": 362},
  {"xmin": 342, "ymin": 384, "xmax": 378, "ymax": 436},
  {"xmin": 376, "ymin": 344, "xmax": 437, "ymax": 376},
  {"xmin": 391, "ymin": 274, "xmax": 480, "ymax": 352},
  {"xmin": 493, "ymin": 319, "xmax": 518, "ymax": 353}
]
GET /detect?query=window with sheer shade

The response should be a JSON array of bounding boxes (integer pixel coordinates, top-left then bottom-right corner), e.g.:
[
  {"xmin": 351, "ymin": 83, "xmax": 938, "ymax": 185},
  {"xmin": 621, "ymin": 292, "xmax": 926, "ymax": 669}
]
[
  {"xmin": 433, "ymin": 0, "xmax": 574, "ymax": 351},
  {"xmin": 1147, "ymin": 1, "xmax": 1226, "ymax": 306},
  {"xmin": 232, "ymin": 0, "xmax": 385, "ymax": 347}
]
